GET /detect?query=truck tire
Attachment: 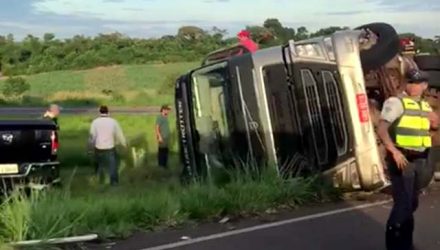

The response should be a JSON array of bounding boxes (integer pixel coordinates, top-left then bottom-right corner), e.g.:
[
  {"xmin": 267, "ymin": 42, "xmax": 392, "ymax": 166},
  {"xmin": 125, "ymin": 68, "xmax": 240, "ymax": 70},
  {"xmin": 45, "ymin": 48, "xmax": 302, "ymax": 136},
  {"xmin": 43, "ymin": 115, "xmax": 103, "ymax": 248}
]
[
  {"xmin": 427, "ymin": 70, "xmax": 440, "ymax": 81},
  {"xmin": 414, "ymin": 56, "xmax": 440, "ymax": 71},
  {"xmin": 426, "ymin": 70, "xmax": 440, "ymax": 89},
  {"xmin": 355, "ymin": 23, "xmax": 400, "ymax": 72},
  {"xmin": 428, "ymin": 147, "xmax": 440, "ymax": 182}
]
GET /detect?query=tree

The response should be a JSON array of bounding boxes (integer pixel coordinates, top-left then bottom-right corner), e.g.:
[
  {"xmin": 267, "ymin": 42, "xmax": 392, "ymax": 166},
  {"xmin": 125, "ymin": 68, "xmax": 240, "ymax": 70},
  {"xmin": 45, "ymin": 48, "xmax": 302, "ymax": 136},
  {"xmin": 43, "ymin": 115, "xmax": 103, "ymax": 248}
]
[
  {"xmin": 210, "ymin": 26, "xmax": 228, "ymax": 42},
  {"xmin": 177, "ymin": 26, "xmax": 206, "ymax": 41},
  {"xmin": 246, "ymin": 26, "xmax": 274, "ymax": 46},
  {"xmin": 43, "ymin": 33, "xmax": 55, "ymax": 42},
  {"xmin": 2, "ymin": 77, "xmax": 30, "ymax": 98},
  {"xmin": 0, "ymin": 21, "xmax": 437, "ymax": 76},
  {"xmin": 264, "ymin": 19, "xmax": 284, "ymax": 38},
  {"xmin": 295, "ymin": 27, "xmax": 309, "ymax": 41},
  {"xmin": 263, "ymin": 18, "xmax": 295, "ymax": 43},
  {"xmin": 434, "ymin": 36, "xmax": 440, "ymax": 54},
  {"xmin": 310, "ymin": 26, "xmax": 349, "ymax": 38}
]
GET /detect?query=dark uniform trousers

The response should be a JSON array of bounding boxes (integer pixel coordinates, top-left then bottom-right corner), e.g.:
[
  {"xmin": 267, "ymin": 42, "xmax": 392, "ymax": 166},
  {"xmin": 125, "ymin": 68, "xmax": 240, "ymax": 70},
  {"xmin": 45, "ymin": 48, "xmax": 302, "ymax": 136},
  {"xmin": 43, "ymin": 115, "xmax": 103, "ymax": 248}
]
[{"xmin": 386, "ymin": 149, "xmax": 433, "ymax": 250}]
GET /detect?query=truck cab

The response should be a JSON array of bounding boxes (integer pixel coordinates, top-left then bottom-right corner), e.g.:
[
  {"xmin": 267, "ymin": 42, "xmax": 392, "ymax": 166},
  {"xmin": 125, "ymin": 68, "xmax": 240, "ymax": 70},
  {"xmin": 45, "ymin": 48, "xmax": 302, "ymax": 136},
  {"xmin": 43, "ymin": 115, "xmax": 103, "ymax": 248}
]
[{"xmin": 176, "ymin": 29, "xmax": 389, "ymax": 191}]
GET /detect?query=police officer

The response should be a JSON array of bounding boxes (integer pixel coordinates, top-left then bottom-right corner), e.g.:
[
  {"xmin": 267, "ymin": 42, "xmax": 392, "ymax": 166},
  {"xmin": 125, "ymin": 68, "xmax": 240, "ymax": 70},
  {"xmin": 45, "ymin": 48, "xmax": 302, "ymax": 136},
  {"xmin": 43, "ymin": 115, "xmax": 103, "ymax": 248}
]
[{"xmin": 378, "ymin": 69, "xmax": 437, "ymax": 250}]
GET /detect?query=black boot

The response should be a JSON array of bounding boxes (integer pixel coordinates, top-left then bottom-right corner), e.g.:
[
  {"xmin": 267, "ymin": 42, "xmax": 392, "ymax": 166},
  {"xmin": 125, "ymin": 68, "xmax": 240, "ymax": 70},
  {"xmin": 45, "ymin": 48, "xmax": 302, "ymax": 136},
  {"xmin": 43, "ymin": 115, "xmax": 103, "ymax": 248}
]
[
  {"xmin": 386, "ymin": 223, "xmax": 412, "ymax": 250},
  {"xmin": 386, "ymin": 224, "xmax": 400, "ymax": 250},
  {"xmin": 404, "ymin": 218, "xmax": 415, "ymax": 249}
]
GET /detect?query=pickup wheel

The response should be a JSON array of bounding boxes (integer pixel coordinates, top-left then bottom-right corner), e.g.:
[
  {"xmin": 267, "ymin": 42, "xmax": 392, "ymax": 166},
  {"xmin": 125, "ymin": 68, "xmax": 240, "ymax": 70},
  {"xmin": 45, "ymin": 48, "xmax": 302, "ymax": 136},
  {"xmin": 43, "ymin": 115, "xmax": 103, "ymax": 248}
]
[
  {"xmin": 355, "ymin": 22, "xmax": 400, "ymax": 72},
  {"xmin": 415, "ymin": 56, "xmax": 440, "ymax": 71}
]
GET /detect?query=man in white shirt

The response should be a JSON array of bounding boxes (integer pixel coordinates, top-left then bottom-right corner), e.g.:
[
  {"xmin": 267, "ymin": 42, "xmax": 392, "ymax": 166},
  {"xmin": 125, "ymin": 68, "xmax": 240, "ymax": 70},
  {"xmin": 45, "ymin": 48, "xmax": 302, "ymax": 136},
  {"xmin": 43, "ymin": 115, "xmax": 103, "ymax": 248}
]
[{"xmin": 89, "ymin": 105, "xmax": 127, "ymax": 186}]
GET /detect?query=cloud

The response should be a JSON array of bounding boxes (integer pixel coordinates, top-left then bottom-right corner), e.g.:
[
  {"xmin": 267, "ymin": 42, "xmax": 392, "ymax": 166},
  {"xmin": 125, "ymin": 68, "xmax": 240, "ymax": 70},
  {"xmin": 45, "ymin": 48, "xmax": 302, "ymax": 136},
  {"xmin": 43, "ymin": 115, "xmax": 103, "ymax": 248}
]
[
  {"xmin": 324, "ymin": 10, "xmax": 371, "ymax": 15},
  {"xmin": 0, "ymin": 0, "xmax": 438, "ymax": 39},
  {"xmin": 204, "ymin": 0, "xmax": 230, "ymax": 3},
  {"xmin": 369, "ymin": 0, "xmax": 440, "ymax": 11}
]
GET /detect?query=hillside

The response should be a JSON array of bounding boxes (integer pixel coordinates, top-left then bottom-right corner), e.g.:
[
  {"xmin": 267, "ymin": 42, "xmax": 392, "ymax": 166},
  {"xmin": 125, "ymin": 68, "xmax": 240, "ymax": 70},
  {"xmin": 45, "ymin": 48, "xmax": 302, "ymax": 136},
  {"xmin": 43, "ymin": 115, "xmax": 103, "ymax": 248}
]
[{"xmin": 0, "ymin": 62, "xmax": 198, "ymax": 107}]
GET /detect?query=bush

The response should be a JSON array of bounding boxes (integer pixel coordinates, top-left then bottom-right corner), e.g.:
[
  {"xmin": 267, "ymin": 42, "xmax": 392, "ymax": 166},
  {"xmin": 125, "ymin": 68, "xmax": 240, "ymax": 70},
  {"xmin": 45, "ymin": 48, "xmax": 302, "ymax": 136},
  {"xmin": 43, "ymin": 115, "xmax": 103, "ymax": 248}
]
[{"xmin": 2, "ymin": 77, "xmax": 30, "ymax": 98}]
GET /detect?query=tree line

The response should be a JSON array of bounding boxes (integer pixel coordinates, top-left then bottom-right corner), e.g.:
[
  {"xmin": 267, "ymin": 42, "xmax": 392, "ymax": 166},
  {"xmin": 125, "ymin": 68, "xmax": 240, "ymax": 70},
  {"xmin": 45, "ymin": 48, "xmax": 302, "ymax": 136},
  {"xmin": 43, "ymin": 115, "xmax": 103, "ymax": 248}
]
[{"xmin": 0, "ymin": 18, "xmax": 439, "ymax": 76}]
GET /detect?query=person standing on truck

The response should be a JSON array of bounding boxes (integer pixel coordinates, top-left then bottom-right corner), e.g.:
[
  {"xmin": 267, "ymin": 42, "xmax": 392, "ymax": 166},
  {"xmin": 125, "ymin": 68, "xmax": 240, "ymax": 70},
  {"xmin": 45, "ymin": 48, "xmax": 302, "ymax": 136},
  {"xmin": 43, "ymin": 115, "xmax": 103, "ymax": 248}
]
[
  {"xmin": 89, "ymin": 105, "xmax": 127, "ymax": 186},
  {"xmin": 156, "ymin": 105, "xmax": 171, "ymax": 169},
  {"xmin": 237, "ymin": 30, "xmax": 259, "ymax": 53},
  {"xmin": 378, "ymin": 69, "xmax": 438, "ymax": 250},
  {"xmin": 43, "ymin": 104, "xmax": 61, "ymax": 129}
]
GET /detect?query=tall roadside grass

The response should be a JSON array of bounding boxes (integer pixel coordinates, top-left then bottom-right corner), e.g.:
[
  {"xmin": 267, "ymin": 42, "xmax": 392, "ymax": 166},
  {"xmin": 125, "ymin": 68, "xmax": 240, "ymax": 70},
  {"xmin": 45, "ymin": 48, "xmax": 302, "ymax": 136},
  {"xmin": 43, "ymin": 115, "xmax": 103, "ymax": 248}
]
[{"xmin": 0, "ymin": 169, "xmax": 339, "ymax": 246}]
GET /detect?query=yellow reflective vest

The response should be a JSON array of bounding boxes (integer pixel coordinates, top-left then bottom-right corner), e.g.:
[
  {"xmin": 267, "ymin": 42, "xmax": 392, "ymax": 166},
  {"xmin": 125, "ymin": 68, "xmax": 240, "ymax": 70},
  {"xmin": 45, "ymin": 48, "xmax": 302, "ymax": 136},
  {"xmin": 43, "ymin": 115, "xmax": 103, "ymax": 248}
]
[{"xmin": 394, "ymin": 97, "xmax": 432, "ymax": 149}]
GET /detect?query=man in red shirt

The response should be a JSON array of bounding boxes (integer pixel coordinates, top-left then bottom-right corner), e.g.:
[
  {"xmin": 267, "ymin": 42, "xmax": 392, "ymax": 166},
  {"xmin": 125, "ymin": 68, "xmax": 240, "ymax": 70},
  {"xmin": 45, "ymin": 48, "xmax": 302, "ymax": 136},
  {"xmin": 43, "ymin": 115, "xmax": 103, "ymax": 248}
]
[{"xmin": 237, "ymin": 30, "xmax": 259, "ymax": 53}]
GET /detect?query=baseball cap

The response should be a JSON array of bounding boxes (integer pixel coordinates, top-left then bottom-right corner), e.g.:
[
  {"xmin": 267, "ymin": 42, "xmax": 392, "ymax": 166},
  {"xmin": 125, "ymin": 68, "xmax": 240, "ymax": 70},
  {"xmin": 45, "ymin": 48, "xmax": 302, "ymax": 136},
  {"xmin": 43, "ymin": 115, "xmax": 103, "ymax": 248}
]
[
  {"xmin": 237, "ymin": 30, "xmax": 250, "ymax": 38},
  {"xmin": 406, "ymin": 69, "xmax": 429, "ymax": 84}
]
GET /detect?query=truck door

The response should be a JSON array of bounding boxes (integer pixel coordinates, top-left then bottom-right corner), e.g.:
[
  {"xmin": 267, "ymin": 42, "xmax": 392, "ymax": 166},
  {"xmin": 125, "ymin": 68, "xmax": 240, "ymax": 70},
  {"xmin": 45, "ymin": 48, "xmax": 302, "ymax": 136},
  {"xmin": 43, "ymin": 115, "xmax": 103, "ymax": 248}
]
[
  {"xmin": 228, "ymin": 55, "xmax": 266, "ymax": 168},
  {"xmin": 262, "ymin": 63, "xmax": 309, "ymax": 176}
]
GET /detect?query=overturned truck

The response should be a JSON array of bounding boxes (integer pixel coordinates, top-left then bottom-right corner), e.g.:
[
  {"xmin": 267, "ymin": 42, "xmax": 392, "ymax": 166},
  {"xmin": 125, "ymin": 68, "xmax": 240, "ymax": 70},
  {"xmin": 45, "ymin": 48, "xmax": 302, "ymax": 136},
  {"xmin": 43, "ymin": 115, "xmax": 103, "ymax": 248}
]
[{"xmin": 175, "ymin": 23, "xmax": 440, "ymax": 191}]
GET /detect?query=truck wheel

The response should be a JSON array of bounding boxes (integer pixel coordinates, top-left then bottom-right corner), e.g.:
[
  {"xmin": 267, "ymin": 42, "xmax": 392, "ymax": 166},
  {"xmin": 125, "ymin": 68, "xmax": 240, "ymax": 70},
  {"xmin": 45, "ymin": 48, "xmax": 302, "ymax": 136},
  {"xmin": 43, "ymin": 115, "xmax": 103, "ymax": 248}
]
[
  {"xmin": 355, "ymin": 22, "xmax": 400, "ymax": 72},
  {"xmin": 426, "ymin": 70, "xmax": 440, "ymax": 89},
  {"xmin": 427, "ymin": 70, "xmax": 440, "ymax": 81},
  {"xmin": 428, "ymin": 147, "xmax": 440, "ymax": 182},
  {"xmin": 414, "ymin": 56, "xmax": 440, "ymax": 71}
]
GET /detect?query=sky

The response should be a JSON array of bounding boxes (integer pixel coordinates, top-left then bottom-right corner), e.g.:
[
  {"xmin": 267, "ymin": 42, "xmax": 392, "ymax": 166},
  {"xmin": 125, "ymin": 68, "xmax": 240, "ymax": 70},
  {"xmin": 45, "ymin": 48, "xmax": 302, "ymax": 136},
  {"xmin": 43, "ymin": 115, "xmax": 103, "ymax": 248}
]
[{"xmin": 0, "ymin": 0, "xmax": 439, "ymax": 40}]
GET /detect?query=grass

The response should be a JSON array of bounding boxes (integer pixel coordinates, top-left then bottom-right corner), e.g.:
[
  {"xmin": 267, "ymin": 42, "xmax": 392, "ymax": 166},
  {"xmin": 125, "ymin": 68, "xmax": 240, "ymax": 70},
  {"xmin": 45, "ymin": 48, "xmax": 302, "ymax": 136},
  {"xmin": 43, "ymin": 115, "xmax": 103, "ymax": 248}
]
[
  {"xmin": 0, "ymin": 62, "xmax": 198, "ymax": 107},
  {"xmin": 0, "ymin": 170, "xmax": 338, "ymax": 247}
]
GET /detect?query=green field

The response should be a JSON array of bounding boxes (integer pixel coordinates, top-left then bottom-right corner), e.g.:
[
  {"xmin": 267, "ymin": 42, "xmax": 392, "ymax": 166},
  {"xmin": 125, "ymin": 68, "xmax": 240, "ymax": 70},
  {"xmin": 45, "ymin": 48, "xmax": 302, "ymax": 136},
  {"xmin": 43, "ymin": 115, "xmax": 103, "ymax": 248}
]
[{"xmin": 0, "ymin": 62, "xmax": 198, "ymax": 107}]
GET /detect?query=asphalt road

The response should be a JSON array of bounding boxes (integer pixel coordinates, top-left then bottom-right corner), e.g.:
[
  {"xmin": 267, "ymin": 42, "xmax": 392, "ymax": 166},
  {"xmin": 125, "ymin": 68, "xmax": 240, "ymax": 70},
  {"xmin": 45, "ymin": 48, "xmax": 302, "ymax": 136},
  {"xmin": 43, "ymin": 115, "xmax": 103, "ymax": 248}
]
[
  {"xmin": 98, "ymin": 183, "xmax": 440, "ymax": 250},
  {"xmin": 0, "ymin": 107, "xmax": 160, "ymax": 115}
]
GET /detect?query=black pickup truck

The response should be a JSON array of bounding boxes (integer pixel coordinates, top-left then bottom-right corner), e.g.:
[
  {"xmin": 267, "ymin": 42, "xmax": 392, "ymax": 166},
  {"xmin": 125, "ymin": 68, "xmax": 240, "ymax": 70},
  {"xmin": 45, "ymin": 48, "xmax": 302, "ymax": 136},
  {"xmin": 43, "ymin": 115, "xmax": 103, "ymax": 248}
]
[{"xmin": 0, "ymin": 120, "xmax": 60, "ymax": 193}]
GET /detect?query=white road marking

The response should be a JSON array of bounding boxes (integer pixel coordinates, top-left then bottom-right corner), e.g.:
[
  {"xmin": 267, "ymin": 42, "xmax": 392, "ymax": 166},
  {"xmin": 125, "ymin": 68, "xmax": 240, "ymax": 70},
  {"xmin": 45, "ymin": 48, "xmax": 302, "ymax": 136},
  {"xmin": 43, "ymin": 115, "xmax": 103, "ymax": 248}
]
[{"xmin": 141, "ymin": 200, "xmax": 392, "ymax": 250}]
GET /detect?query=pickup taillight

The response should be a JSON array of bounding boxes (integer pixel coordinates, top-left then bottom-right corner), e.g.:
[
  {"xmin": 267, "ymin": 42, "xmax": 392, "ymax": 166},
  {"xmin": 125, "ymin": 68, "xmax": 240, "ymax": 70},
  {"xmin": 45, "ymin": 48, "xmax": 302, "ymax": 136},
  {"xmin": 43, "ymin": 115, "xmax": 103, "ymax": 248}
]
[{"xmin": 51, "ymin": 131, "xmax": 59, "ymax": 155}]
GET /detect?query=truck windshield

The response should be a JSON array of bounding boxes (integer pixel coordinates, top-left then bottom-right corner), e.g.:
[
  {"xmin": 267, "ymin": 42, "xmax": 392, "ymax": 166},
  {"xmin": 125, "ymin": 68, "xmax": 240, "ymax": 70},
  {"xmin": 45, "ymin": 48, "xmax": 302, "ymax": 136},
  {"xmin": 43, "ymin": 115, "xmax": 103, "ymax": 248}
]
[{"xmin": 191, "ymin": 61, "xmax": 230, "ymax": 169}]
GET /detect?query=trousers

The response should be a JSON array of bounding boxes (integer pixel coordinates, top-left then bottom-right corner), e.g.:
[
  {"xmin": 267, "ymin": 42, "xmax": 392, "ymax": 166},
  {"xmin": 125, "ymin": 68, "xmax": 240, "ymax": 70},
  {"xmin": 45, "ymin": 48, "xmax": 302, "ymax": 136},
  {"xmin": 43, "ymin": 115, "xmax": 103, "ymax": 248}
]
[
  {"xmin": 386, "ymin": 150, "xmax": 432, "ymax": 250},
  {"xmin": 158, "ymin": 147, "xmax": 169, "ymax": 168},
  {"xmin": 95, "ymin": 148, "xmax": 119, "ymax": 185}
]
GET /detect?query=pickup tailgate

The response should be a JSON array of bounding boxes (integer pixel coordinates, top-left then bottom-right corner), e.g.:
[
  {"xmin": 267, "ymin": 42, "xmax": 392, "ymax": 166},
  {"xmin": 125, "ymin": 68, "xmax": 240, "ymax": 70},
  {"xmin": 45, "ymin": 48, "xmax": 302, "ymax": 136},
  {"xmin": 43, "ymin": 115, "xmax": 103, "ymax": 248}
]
[{"xmin": 0, "ymin": 120, "xmax": 57, "ymax": 168}]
